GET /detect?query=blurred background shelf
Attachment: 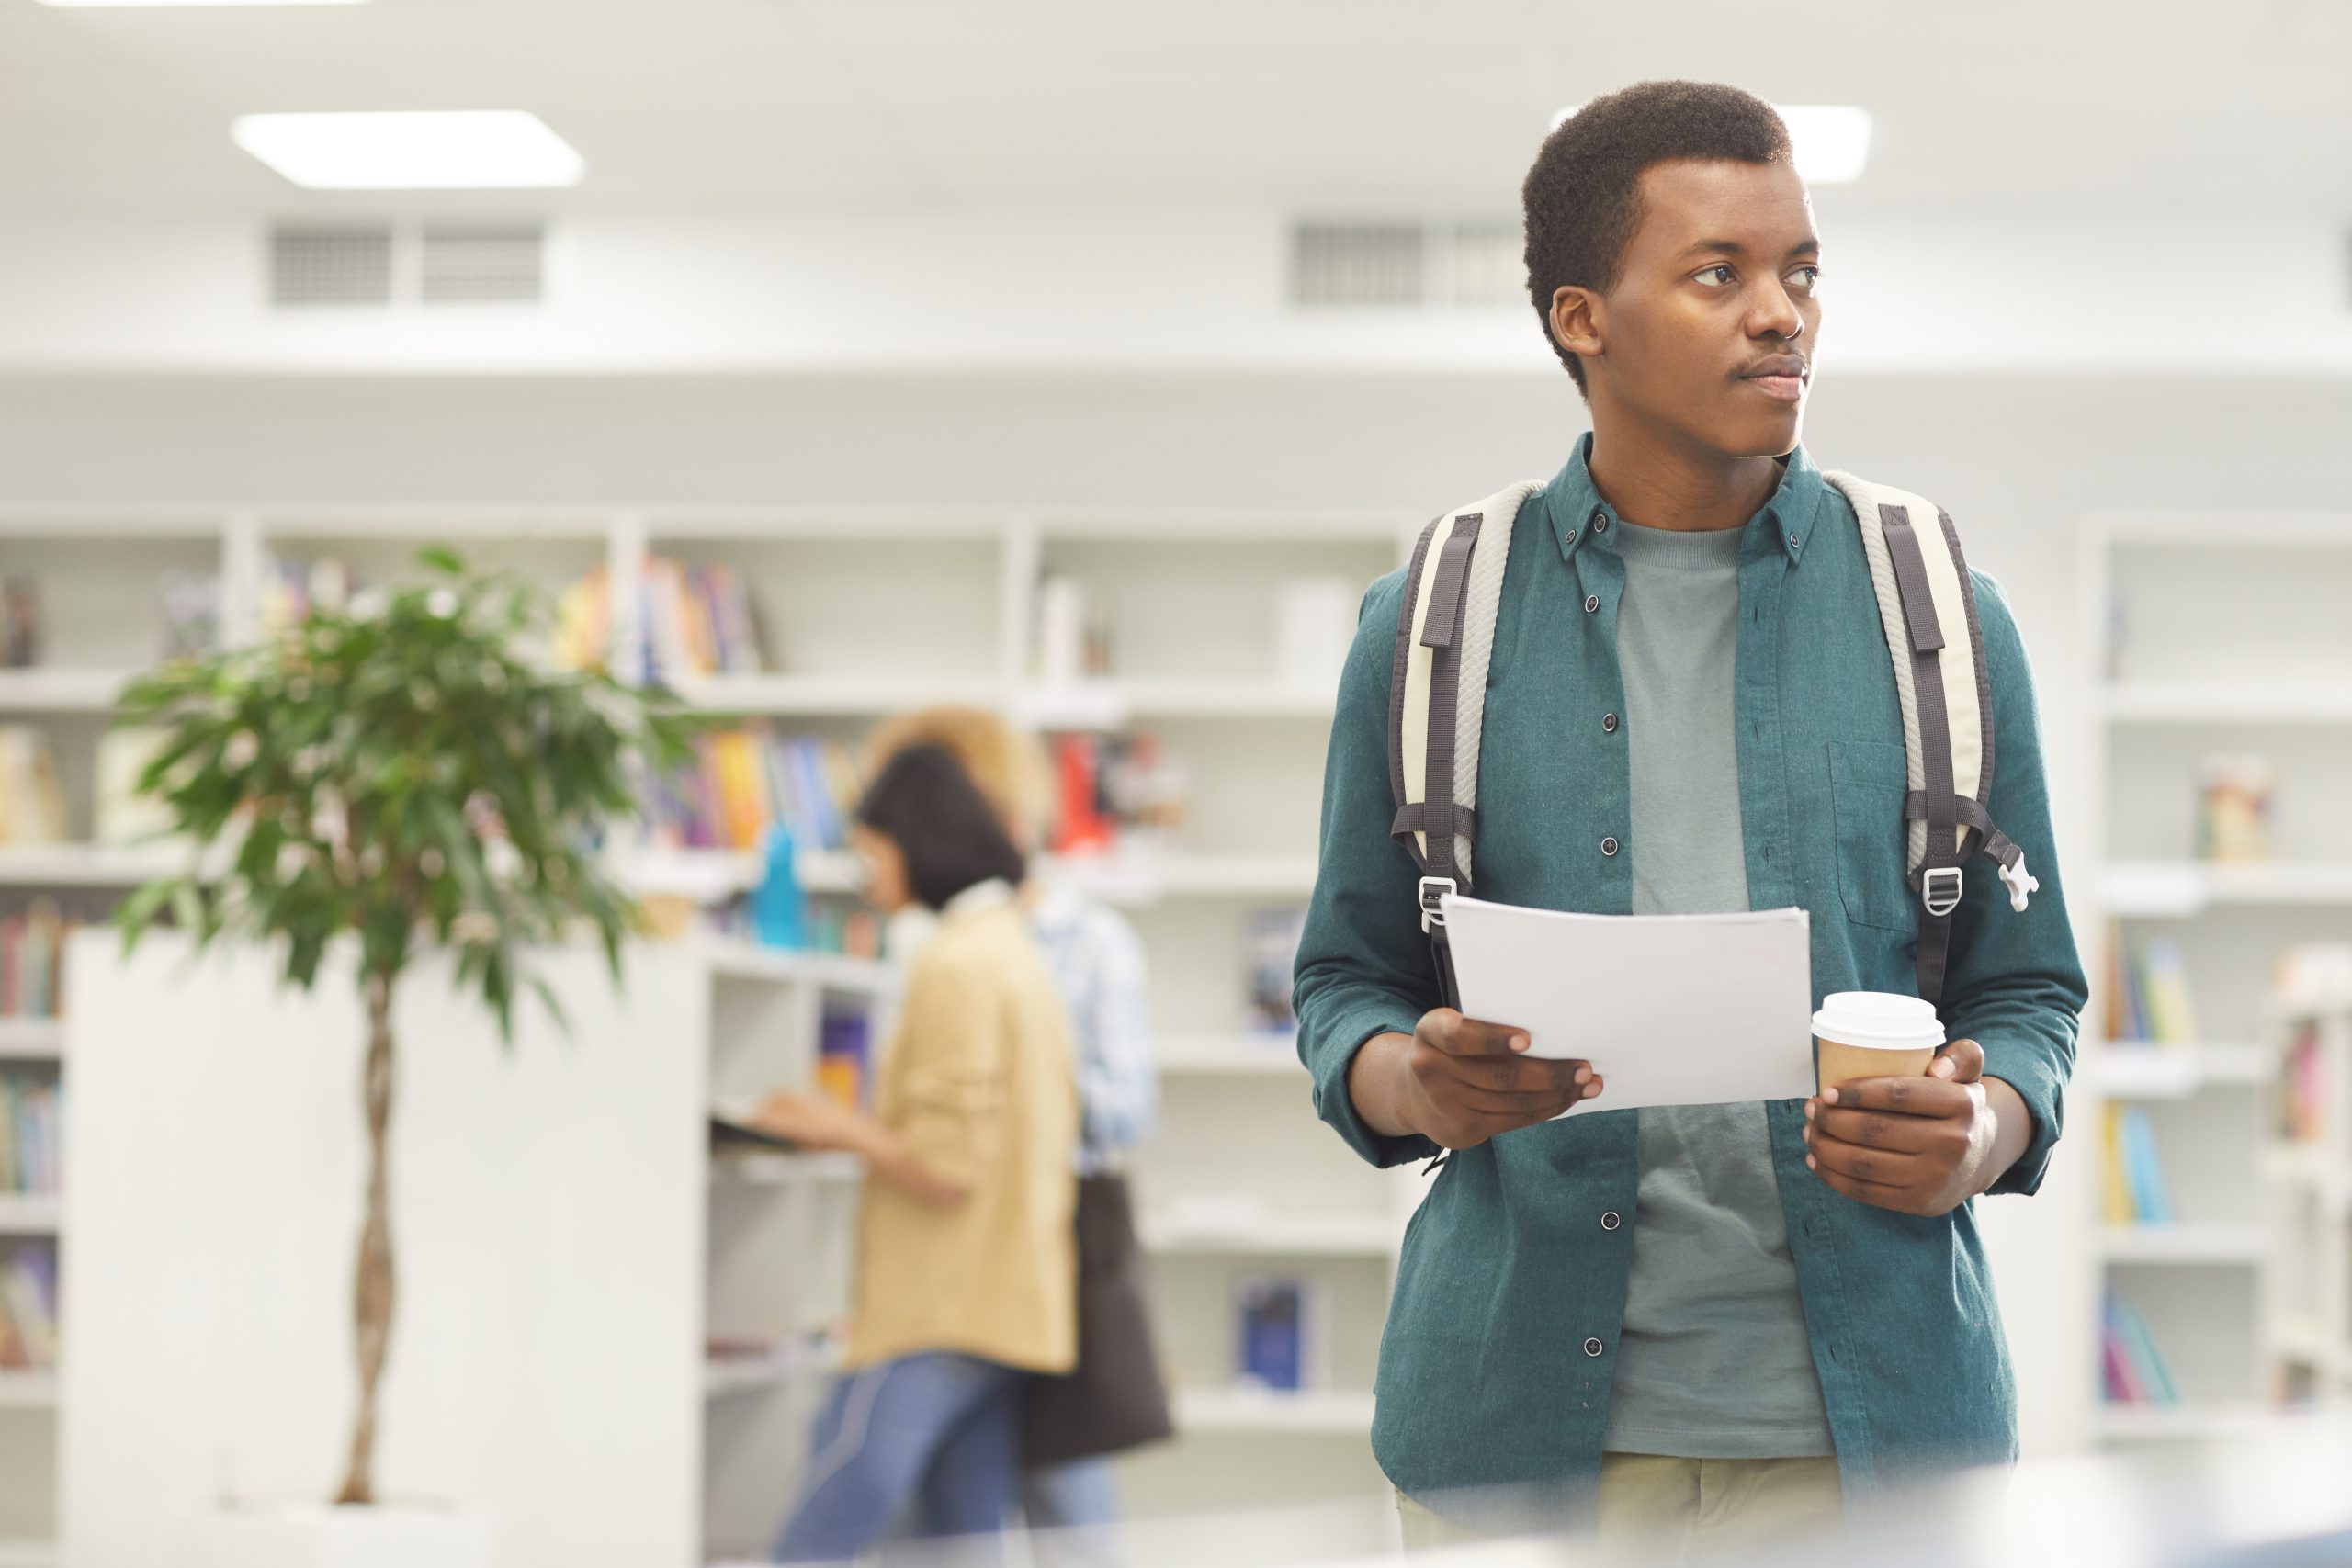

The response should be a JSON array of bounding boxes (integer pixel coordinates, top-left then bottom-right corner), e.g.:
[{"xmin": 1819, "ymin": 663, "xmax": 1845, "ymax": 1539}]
[
  {"xmin": 2087, "ymin": 1044, "xmax": 2269, "ymax": 1098},
  {"xmin": 2098, "ymin": 1225, "xmax": 2267, "ymax": 1265},
  {"xmin": 0, "ymin": 1197, "xmax": 61, "ymax": 1236},
  {"xmin": 1172, "ymin": 1387, "xmax": 1375, "ymax": 1436},
  {"xmin": 0, "ymin": 1374, "xmax": 58, "ymax": 1411},
  {"xmin": 0, "ymin": 1021, "xmax": 63, "ymax": 1062}
]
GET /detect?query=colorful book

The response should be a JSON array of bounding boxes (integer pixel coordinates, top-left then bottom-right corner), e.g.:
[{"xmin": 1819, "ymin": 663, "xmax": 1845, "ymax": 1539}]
[{"xmin": 2117, "ymin": 1107, "xmax": 2173, "ymax": 1225}]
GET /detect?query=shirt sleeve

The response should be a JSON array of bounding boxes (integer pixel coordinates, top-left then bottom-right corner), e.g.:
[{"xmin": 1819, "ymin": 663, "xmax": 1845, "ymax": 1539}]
[
  {"xmin": 1940, "ymin": 570, "xmax": 2091, "ymax": 1198},
  {"xmin": 1070, "ymin": 907, "xmax": 1157, "ymax": 1156},
  {"xmin": 1292, "ymin": 571, "xmax": 1446, "ymax": 1169},
  {"xmin": 886, "ymin": 952, "xmax": 1010, "ymax": 1192}
]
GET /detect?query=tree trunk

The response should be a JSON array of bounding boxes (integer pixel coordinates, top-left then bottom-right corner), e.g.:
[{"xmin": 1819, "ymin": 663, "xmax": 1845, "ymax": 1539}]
[{"xmin": 334, "ymin": 971, "xmax": 398, "ymax": 1506}]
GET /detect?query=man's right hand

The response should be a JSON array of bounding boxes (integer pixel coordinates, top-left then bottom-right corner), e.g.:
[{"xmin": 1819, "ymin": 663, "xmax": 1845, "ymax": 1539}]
[{"xmin": 1348, "ymin": 1008, "xmax": 1604, "ymax": 1150}]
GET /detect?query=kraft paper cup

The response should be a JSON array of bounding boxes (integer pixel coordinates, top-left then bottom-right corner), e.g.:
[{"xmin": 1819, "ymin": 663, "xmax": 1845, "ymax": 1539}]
[{"xmin": 1812, "ymin": 991, "xmax": 1945, "ymax": 1097}]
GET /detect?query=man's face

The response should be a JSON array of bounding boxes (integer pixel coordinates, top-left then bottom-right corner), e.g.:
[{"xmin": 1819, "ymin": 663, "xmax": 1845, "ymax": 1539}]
[{"xmin": 1566, "ymin": 157, "xmax": 1821, "ymax": 457}]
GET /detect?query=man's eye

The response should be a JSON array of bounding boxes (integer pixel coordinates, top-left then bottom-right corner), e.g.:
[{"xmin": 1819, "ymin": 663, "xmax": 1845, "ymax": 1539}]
[
  {"xmin": 1695, "ymin": 265, "xmax": 1736, "ymax": 288},
  {"xmin": 1789, "ymin": 265, "xmax": 1823, "ymax": 292}
]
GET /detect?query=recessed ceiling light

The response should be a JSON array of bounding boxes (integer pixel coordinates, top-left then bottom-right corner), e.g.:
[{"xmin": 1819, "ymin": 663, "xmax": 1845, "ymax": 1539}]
[
  {"xmin": 232, "ymin": 111, "xmax": 584, "ymax": 190},
  {"xmin": 1773, "ymin": 106, "xmax": 1873, "ymax": 185},
  {"xmin": 1548, "ymin": 101, "xmax": 1873, "ymax": 185},
  {"xmin": 38, "ymin": 1, "xmax": 371, "ymax": 7}
]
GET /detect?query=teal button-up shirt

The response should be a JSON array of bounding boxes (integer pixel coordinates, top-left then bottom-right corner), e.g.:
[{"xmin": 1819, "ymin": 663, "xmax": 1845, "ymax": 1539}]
[{"xmin": 1294, "ymin": 435, "xmax": 2087, "ymax": 1523}]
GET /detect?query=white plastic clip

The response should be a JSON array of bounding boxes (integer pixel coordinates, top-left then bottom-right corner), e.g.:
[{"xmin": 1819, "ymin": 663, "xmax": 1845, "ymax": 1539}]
[
  {"xmin": 1418, "ymin": 875, "xmax": 1457, "ymax": 932},
  {"xmin": 1998, "ymin": 852, "xmax": 2040, "ymax": 913}
]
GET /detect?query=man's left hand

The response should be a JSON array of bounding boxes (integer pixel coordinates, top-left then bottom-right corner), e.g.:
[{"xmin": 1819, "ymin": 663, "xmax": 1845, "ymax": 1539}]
[{"xmin": 1804, "ymin": 1038, "xmax": 1999, "ymax": 1217}]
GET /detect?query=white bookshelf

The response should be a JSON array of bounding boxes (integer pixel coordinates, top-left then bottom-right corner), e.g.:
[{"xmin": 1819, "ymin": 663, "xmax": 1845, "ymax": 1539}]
[
  {"xmin": 0, "ymin": 502, "xmax": 1418, "ymax": 1530},
  {"xmin": 2262, "ymin": 987, "xmax": 2352, "ymax": 1407},
  {"xmin": 2080, "ymin": 512, "xmax": 2352, "ymax": 1445},
  {"xmin": 0, "ymin": 1021, "xmax": 62, "ymax": 1064}
]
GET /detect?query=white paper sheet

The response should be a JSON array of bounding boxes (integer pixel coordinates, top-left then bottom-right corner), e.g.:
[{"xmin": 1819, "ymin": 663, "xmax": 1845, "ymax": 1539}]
[{"xmin": 1437, "ymin": 894, "xmax": 1814, "ymax": 1115}]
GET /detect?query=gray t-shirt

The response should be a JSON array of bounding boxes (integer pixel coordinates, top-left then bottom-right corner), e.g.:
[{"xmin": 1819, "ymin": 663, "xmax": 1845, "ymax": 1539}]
[{"xmin": 1599, "ymin": 515, "xmax": 1836, "ymax": 1460}]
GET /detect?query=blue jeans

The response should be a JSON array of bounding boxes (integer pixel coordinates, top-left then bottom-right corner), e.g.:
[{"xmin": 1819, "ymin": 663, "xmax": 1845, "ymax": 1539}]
[
  {"xmin": 1022, "ymin": 1457, "xmax": 1123, "ymax": 1568},
  {"xmin": 774, "ymin": 1353, "xmax": 1023, "ymax": 1564}
]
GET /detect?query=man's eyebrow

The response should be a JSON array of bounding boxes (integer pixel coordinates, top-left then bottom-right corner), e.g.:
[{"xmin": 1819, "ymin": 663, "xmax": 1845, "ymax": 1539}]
[{"xmin": 1677, "ymin": 237, "xmax": 1824, "ymax": 260}]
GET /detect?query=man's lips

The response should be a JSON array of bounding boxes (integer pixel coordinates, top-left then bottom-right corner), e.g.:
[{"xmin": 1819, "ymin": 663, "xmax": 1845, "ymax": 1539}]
[{"xmin": 1743, "ymin": 372, "xmax": 1805, "ymax": 402}]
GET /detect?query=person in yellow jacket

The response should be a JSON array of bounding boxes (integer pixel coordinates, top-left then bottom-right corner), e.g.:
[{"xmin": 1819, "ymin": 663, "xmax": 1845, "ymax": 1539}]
[{"xmin": 755, "ymin": 742, "xmax": 1080, "ymax": 1562}]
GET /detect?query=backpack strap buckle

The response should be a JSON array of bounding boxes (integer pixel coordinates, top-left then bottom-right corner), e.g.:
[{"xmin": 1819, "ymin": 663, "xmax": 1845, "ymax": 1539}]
[
  {"xmin": 1919, "ymin": 865, "xmax": 1964, "ymax": 919},
  {"xmin": 1418, "ymin": 875, "xmax": 1457, "ymax": 931}
]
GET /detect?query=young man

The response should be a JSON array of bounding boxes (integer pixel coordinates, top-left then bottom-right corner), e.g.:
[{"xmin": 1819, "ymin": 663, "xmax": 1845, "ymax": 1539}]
[{"xmin": 1293, "ymin": 81, "xmax": 2087, "ymax": 1553}]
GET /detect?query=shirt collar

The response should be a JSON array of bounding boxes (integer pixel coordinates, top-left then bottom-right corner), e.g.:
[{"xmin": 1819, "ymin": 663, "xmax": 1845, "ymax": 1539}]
[
  {"xmin": 1544, "ymin": 431, "xmax": 1825, "ymax": 567},
  {"xmin": 942, "ymin": 876, "xmax": 1017, "ymax": 921}
]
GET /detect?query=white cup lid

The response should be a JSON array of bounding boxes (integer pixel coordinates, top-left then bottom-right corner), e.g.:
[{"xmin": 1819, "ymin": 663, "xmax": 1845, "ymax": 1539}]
[{"xmin": 1812, "ymin": 990, "xmax": 1945, "ymax": 1051}]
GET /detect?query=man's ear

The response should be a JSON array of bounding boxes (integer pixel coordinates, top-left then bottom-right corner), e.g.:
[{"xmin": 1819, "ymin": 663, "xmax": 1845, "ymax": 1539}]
[{"xmin": 1549, "ymin": 285, "xmax": 1601, "ymax": 374}]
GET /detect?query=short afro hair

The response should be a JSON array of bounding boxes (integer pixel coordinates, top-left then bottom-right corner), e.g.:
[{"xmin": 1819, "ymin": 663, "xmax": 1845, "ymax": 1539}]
[{"xmin": 1523, "ymin": 81, "xmax": 1793, "ymax": 393}]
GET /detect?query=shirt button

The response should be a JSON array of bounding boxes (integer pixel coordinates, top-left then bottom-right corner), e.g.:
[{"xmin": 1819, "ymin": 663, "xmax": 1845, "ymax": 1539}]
[
  {"xmin": 1584, "ymin": 1337, "xmax": 1605, "ymax": 1358},
  {"xmin": 1786, "ymin": 529, "xmax": 1799, "ymax": 551},
  {"xmin": 1583, "ymin": 594, "xmax": 1600, "ymax": 615},
  {"xmin": 1602, "ymin": 712, "xmax": 1620, "ymax": 734},
  {"xmin": 1600, "ymin": 836, "xmax": 1620, "ymax": 857},
  {"xmin": 1600, "ymin": 1212, "xmax": 1622, "ymax": 1232},
  {"xmin": 1589, "ymin": 507, "xmax": 1606, "ymax": 530},
  {"xmin": 1566, "ymin": 529, "xmax": 1577, "ymax": 545}
]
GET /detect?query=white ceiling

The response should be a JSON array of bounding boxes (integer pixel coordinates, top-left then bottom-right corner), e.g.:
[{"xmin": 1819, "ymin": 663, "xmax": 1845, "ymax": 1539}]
[{"xmin": 2, "ymin": 0, "xmax": 2349, "ymax": 217}]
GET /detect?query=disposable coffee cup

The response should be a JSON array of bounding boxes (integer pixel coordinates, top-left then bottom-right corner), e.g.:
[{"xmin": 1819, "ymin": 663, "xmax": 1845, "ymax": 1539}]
[{"xmin": 1813, "ymin": 991, "xmax": 1945, "ymax": 1096}]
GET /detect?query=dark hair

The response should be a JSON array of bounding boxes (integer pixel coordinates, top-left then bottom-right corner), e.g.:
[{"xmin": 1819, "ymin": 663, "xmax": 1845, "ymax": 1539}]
[
  {"xmin": 855, "ymin": 742, "xmax": 1029, "ymax": 910},
  {"xmin": 1522, "ymin": 81, "xmax": 1793, "ymax": 393}
]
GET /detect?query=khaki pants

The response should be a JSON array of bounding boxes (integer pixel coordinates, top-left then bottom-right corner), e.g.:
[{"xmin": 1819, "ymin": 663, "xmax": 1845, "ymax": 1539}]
[{"xmin": 1396, "ymin": 1452, "xmax": 1845, "ymax": 1559}]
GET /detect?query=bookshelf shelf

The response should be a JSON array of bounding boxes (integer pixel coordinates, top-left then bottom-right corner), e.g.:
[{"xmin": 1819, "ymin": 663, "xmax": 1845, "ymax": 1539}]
[
  {"xmin": 1139, "ymin": 1211, "xmax": 1396, "ymax": 1258},
  {"xmin": 2103, "ymin": 860, "xmax": 2352, "ymax": 918},
  {"xmin": 700, "ymin": 942, "xmax": 897, "ymax": 998},
  {"xmin": 709, "ymin": 1150, "xmax": 864, "ymax": 1186},
  {"xmin": 2098, "ymin": 1224, "xmax": 2267, "ymax": 1265},
  {"xmin": 0, "ymin": 670, "xmax": 133, "ymax": 713},
  {"xmin": 0, "ymin": 1021, "xmax": 63, "ymax": 1062},
  {"xmin": 2099, "ymin": 682, "xmax": 2352, "ymax": 726},
  {"xmin": 617, "ymin": 847, "xmax": 1319, "ymax": 907},
  {"xmin": 1173, "ymin": 1387, "xmax": 1376, "ymax": 1436},
  {"xmin": 1154, "ymin": 1034, "xmax": 1306, "ymax": 1077},
  {"xmin": 673, "ymin": 673, "xmax": 1008, "ymax": 716},
  {"xmin": 704, "ymin": 1339, "xmax": 844, "ymax": 1401},
  {"xmin": 0, "ymin": 1373, "xmax": 57, "ymax": 1410},
  {"xmin": 2089, "ymin": 1043, "xmax": 2269, "ymax": 1098},
  {"xmin": 1014, "ymin": 680, "xmax": 1337, "ymax": 731},
  {"xmin": 0, "ymin": 1197, "xmax": 61, "ymax": 1235},
  {"xmin": 2091, "ymin": 1400, "xmax": 2279, "ymax": 1441},
  {"xmin": 0, "ymin": 845, "xmax": 184, "ymax": 888}
]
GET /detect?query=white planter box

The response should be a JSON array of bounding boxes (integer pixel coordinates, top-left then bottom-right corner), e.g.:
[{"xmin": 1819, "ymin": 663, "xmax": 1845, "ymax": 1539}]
[{"xmin": 176, "ymin": 1505, "xmax": 492, "ymax": 1568}]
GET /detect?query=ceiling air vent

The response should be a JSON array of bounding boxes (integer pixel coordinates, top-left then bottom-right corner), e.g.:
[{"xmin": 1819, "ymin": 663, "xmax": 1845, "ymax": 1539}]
[
  {"xmin": 1447, "ymin": 222, "xmax": 1525, "ymax": 307},
  {"xmin": 420, "ymin": 225, "xmax": 545, "ymax": 304},
  {"xmin": 1292, "ymin": 222, "xmax": 1426, "ymax": 307},
  {"xmin": 270, "ymin": 226, "xmax": 394, "ymax": 307}
]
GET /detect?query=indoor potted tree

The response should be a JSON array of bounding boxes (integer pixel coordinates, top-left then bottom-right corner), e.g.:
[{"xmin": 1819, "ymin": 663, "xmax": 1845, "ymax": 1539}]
[{"xmin": 111, "ymin": 549, "xmax": 698, "ymax": 1563}]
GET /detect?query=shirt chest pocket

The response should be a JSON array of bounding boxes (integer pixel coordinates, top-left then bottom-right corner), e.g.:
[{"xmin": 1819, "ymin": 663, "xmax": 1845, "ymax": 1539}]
[{"xmin": 1828, "ymin": 739, "xmax": 1917, "ymax": 933}]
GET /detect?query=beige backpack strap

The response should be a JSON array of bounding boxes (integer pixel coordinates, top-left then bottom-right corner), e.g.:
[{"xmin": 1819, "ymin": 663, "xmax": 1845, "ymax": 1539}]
[
  {"xmin": 1385, "ymin": 481, "xmax": 1538, "ymax": 1024},
  {"xmin": 1824, "ymin": 471, "xmax": 2039, "ymax": 1006}
]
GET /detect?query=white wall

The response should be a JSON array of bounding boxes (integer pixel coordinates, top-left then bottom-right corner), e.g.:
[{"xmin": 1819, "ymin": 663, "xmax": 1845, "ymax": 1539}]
[
  {"xmin": 57, "ymin": 934, "xmax": 709, "ymax": 1568},
  {"xmin": 1, "ymin": 206, "xmax": 2346, "ymax": 375}
]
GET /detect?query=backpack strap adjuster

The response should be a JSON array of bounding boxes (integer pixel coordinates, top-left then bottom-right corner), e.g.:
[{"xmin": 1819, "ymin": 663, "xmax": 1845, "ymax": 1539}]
[
  {"xmin": 1418, "ymin": 875, "xmax": 1457, "ymax": 931},
  {"xmin": 1919, "ymin": 866, "xmax": 1964, "ymax": 919}
]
